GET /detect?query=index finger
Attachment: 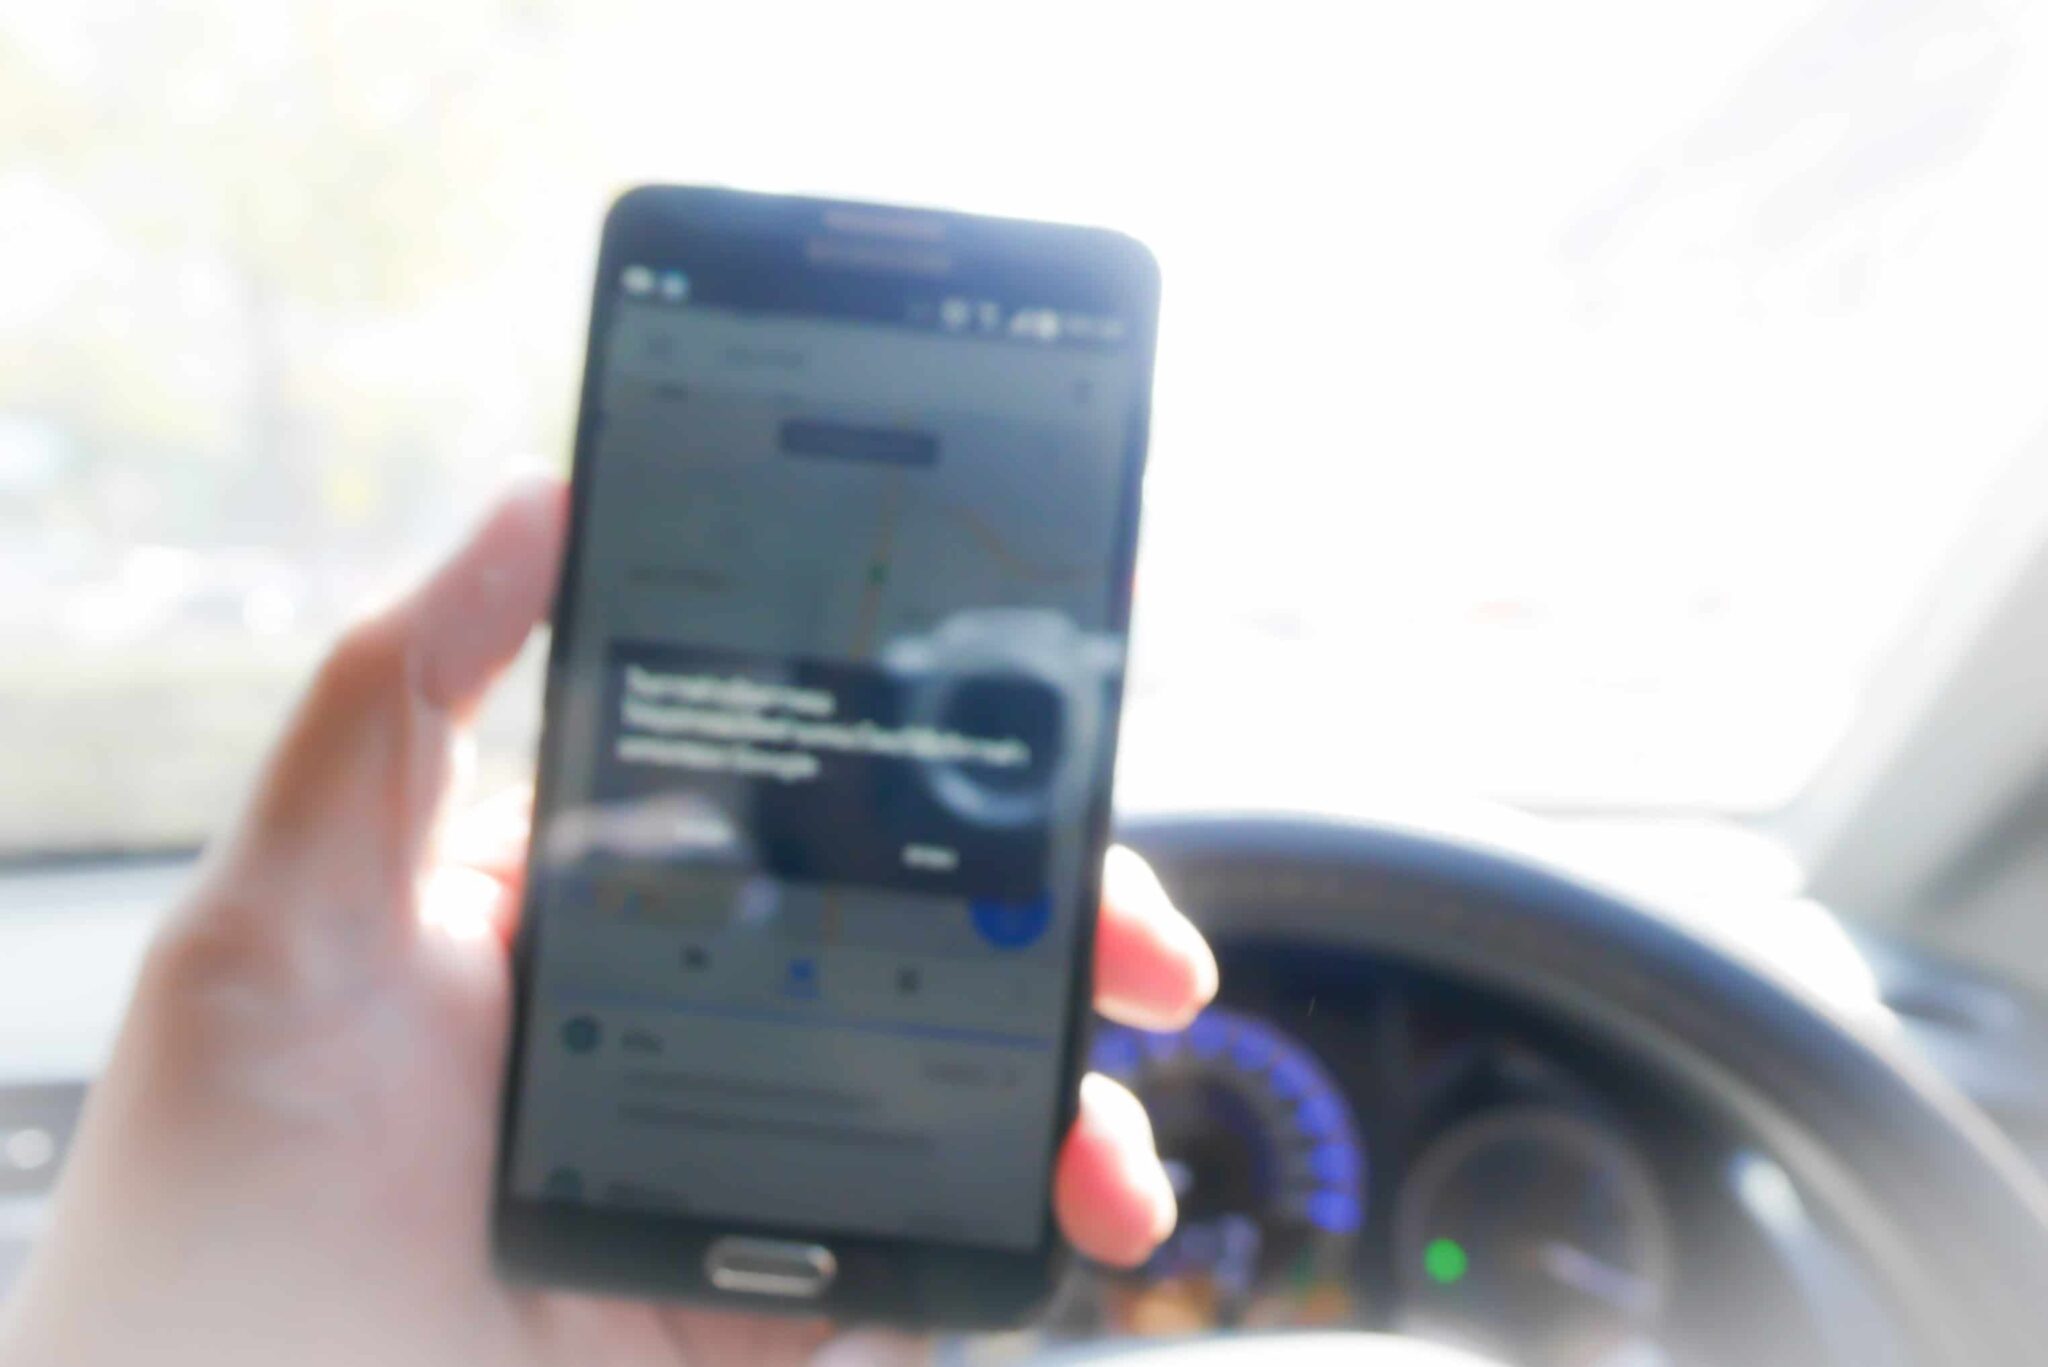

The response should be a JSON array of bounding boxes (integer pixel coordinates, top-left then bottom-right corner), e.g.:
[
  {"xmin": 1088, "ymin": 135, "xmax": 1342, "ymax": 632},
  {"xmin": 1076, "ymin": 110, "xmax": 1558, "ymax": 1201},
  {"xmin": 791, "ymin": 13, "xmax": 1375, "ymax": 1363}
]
[{"xmin": 1093, "ymin": 846, "xmax": 1218, "ymax": 1031}]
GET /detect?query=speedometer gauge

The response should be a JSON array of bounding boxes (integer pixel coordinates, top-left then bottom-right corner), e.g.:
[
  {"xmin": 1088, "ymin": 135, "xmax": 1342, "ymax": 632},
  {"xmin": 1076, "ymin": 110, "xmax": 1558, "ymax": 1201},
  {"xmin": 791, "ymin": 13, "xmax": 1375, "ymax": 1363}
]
[
  {"xmin": 1086, "ymin": 1008, "xmax": 1366, "ymax": 1333},
  {"xmin": 1394, "ymin": 1106, "xmax": 1672, "ymax": 1365}
]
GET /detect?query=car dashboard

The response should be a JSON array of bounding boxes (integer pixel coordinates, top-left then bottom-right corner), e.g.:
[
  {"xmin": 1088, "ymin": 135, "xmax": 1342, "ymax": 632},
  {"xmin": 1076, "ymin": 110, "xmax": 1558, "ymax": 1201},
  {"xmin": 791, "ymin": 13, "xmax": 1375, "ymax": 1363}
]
[{"xmin": 1021, "ymin": 946, "xmax": 1880, "ymax": 1366}]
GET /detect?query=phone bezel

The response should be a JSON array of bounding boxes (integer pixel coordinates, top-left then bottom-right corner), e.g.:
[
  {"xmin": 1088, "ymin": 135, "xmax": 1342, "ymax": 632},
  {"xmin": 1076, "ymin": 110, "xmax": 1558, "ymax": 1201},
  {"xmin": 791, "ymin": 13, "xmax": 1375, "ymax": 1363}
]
[{"xmin": 490, "ymin": 184, "xmax": 1160, "ymax": 1328}]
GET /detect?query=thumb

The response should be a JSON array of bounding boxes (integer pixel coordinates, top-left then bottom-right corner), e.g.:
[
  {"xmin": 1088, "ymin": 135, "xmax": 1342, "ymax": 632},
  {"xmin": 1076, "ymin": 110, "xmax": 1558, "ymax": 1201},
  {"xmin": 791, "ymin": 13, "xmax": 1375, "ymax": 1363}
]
[{"xmin": 198, "ymin": 477, "xmax": 566, "ymax": 954}]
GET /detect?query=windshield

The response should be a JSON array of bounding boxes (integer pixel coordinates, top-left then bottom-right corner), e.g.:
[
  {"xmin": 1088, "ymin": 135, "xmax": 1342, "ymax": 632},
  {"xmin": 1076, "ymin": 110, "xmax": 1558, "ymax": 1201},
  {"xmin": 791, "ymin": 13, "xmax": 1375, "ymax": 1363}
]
[{"xmin": 4, "ymin": 0, "xmax": 2044, "ymax": 858}]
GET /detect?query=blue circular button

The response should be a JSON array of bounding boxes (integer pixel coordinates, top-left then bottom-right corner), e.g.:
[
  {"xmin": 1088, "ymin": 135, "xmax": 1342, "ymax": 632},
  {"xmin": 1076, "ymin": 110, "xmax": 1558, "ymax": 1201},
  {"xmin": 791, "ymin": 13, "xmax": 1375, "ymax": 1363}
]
[{"xmin": 971, "ymin": 894, "xmax": 1052, "ymax": 949}]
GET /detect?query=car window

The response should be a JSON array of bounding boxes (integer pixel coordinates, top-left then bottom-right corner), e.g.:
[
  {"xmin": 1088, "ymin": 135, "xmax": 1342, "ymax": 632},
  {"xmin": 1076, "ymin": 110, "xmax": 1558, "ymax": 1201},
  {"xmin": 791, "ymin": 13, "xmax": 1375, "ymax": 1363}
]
[{"xmin": 4, "ymin": 0, "xmax": 2045, "ymax": 857}]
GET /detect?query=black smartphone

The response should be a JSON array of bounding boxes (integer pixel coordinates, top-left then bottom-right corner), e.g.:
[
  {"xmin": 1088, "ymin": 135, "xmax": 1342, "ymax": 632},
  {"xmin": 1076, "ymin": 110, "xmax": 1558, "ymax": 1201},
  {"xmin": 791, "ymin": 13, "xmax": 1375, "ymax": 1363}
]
[{"xmin": 492, "ymin": 186, "xmax": 1159, "ymax": 1327}]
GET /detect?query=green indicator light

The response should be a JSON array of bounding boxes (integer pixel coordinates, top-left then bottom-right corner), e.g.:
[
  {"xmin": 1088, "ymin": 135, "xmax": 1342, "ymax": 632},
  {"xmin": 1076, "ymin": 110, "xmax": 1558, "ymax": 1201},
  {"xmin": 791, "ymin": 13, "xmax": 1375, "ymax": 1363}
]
[{"xmin": 1423, "ymin": 1237, "xmax": 1469, "ymax": 1285}]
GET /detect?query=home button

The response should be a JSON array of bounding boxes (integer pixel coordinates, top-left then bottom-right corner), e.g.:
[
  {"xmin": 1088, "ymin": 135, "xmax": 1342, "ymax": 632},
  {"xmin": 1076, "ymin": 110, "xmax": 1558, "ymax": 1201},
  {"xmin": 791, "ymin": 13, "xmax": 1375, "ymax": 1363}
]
[{"xmin": 704, "ymin": 1237, "xmax": 838, "ymax": 1298}]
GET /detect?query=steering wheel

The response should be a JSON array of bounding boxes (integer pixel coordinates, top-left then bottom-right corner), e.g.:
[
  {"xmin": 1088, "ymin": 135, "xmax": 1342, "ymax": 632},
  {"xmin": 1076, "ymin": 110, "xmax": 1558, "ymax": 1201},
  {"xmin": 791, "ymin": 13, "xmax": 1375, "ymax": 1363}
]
[{"xmin": 1088, "ymin": 812, "xmax": 2048, "ymax": 1365}]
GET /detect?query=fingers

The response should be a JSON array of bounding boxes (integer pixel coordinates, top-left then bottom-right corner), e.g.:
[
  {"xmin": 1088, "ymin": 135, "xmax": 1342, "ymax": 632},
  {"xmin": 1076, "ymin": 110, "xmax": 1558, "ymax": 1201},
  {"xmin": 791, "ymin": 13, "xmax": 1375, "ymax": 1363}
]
[
  {"xmin": 407, "ymin": 477, "xmax": 569, "ymax": 721},
  {"xmin": 1094, "ymin": 846, "xmax": 1217, "ymax": 1031},
  {"xmin": 198, "ymin": 478, "xmax": 566, "ymax": 953},
  {"xmin": 1055, "ymin": 1073, "xmax": 1177, "ymax": 1267},
  {"xmin": 1060, "ymin": 850, "xmax": 1206, "ymax": 1266}
]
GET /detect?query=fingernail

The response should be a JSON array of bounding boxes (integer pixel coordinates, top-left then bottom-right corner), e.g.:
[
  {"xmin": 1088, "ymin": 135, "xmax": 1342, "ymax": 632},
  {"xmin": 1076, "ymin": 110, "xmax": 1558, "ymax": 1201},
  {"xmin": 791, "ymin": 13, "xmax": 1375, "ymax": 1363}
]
[
  {"xmin": 1150, "ymin": 1175, "xmax": 1178, "ymax": 1243},
  {"xmin": 1081, "ymin": 1071, "xmax": 1156, "ymax": 1146}
]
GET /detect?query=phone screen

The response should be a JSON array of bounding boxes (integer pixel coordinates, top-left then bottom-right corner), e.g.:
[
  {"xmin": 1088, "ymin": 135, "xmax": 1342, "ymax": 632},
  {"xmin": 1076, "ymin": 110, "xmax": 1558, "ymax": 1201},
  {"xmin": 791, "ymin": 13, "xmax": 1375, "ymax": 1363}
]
[{"xmin": 504, "ymin": 207, "xmax": 1149, "ymax": 1256}]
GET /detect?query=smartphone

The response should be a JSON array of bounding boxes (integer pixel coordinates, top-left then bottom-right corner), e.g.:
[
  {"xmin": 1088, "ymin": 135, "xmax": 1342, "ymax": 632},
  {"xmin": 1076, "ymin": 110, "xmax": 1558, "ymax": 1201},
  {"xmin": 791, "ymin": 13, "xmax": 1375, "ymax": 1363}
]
[{"xmin": 492, "ymin": 186, "xmax": 1159, "ymax": 1326}]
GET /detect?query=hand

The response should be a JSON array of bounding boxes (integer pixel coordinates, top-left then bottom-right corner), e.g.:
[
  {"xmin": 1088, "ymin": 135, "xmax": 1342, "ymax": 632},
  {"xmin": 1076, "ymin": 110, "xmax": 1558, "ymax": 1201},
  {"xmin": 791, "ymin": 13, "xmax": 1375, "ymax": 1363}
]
[{"xmin": 0, "ymin": 478, "xmax": 1218, "ymax": 1367}]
